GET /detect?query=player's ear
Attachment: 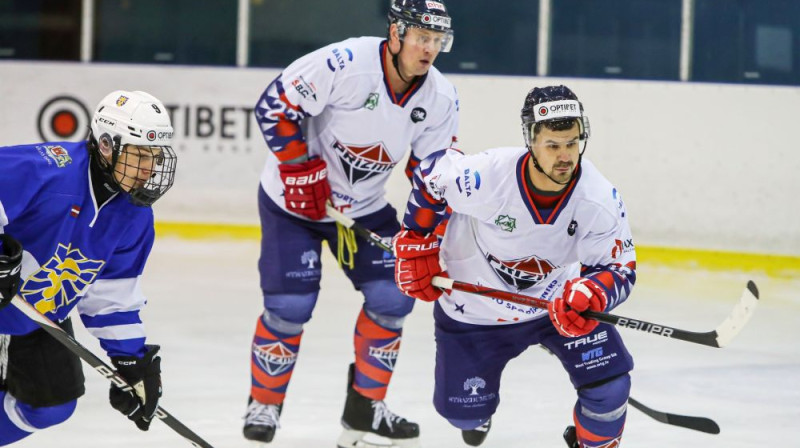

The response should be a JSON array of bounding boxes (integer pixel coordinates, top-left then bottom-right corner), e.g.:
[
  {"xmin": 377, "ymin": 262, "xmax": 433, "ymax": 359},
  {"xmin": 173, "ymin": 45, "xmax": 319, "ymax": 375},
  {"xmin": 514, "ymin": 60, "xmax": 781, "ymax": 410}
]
[{"xmin": 389, "ymin": 23, "xmax": 401, "ymax": 47}]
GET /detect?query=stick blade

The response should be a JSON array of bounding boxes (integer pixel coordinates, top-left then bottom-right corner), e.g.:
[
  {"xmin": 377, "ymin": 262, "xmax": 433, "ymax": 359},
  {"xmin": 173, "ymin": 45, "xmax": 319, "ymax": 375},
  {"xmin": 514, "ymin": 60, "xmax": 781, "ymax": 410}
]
[
  {"xmin": 713, "ymin": 280, "xmax": 759, "ymax": 347},
  {"xmin": 628, "ymin": 397, "xmax": 720, "ymax": 434},
  {"xmin": 666, "ymin": 413, "xmax": 721, "ymax": 435}
]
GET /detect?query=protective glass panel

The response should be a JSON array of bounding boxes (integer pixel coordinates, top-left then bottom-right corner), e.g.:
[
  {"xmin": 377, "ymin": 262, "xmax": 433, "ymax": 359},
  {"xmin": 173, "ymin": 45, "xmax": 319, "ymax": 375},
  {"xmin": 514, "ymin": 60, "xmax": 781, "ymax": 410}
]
[
  {"xmin": 0, "ymin": 0, "xmax": 81, "ymax": 61},
  {"xmin": 693, "ymin": 0, "xmax": 800, "ymax": 85},
  {"xmin": 94, "ymin": 0, "xmax": 237, "ymax": 65},
  {"xmin": 549, "ymin": 0, "xmax": 681, "ymax": 80}
]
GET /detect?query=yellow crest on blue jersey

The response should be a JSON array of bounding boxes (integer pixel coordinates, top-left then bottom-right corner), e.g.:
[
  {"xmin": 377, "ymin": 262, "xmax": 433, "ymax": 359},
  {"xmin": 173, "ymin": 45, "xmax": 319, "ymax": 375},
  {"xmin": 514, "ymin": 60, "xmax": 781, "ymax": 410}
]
[{"xmin": 20, "ymin": 243, "xmax": 105, "ymax": 314}]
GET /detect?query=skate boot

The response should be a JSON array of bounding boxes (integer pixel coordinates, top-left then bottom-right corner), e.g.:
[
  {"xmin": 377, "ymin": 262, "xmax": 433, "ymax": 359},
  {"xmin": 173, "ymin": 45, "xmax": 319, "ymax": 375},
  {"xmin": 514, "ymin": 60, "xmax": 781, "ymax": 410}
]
[
  {"xmin": 563, "ymin": 425, "xmax": 578, "ymax": 448},
  {"xmin": 337, "ymin": 363, "xmax": 420, "ymax": 448},
  {"xmin": 461, "ymin": 419, "xmax": 491, "ymax": 447},
  {"xmin": 243, "ymin": 397, "xmax": 282, "ymax": 444}
]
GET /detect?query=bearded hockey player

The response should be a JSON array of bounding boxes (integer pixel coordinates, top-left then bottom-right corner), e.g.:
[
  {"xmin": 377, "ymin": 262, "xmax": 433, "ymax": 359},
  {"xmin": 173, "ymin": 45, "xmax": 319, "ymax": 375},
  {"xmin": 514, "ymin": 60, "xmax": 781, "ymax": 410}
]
[{"xmin": 393, "ymin": 85, "xmax": 637, "ymax": 447}]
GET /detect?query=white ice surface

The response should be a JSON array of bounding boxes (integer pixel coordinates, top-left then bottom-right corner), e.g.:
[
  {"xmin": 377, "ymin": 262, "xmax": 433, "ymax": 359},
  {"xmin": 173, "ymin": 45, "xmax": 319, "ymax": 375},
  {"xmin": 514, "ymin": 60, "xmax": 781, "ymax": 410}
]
[{"xmin": 13, "ymin": 238, "xmax": 800, "ymax": 447}]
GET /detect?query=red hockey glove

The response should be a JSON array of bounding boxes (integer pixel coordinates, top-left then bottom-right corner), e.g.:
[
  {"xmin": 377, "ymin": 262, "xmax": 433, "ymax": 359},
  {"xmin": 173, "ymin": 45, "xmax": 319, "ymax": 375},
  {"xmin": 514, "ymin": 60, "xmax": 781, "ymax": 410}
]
[
  {"xmin": 393, "ymin": 230, "xmax": 444, "ymax": 302},
  {"xmin": 548, "ymin": 277, "xmax": 608, "ymax": 338},
  {"xmin": 278, "ymin": 158, "xmax": 331, "ymax": 220}
]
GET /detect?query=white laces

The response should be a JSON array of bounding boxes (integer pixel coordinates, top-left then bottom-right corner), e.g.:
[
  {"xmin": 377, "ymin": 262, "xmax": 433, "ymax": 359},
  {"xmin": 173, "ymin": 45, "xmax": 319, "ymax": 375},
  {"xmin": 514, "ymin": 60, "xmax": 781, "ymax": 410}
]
[
  {"xmin": 474, "ymin": 420, "xmax": 491, "ymax": 433},
  {"xmin": 244, "ymin": 401, "xmax": 281, "ymax": 428},
  {"xmin": 370, "ymin": 400, "xmax": 401, "ymax": 431}
]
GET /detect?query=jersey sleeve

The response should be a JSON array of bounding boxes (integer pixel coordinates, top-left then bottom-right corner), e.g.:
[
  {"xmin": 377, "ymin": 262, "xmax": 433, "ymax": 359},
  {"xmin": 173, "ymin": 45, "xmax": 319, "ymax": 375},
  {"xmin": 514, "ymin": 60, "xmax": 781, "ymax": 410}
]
[
  {"xmin": 254, "ymin": 42, "xmax": 345, "ymax": 163},
  {"xmin": 402, "ymin": 148, "xmax": 496, "ymax": 233},
  {"xmin": 577, "ymin": 193, "xmax": 637, "ymax": 311},
  {"xmin": 77, "ymin": 214, "xmax": 155, "ymax": 358}
]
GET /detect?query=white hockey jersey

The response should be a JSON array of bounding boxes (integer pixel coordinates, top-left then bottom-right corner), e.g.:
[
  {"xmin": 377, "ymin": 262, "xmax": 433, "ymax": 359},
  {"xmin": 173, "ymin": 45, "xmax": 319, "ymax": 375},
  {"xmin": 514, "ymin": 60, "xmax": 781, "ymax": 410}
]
[
  {"xmin": 405, "ymin": 147, "xmax": 637, "ymax": 326},
  {"xmin": 255, "ymin": 36, "xmax": 459, "ymax": 219}
]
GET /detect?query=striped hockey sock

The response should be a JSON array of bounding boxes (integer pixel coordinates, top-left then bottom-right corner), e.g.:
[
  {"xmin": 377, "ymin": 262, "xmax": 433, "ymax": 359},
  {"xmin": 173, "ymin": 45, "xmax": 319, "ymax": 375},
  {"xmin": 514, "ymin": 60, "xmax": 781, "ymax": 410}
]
[
  {"xmin": 250, "ymin": 314, "xmax": 303, "ymax": 405},
  {"xmin": 352, "ymin": 309, "xmax": 403, "ymax": 400},
  {"xmin": 573, "ymin": 408, "xmax": 624, "ymax": 448}
]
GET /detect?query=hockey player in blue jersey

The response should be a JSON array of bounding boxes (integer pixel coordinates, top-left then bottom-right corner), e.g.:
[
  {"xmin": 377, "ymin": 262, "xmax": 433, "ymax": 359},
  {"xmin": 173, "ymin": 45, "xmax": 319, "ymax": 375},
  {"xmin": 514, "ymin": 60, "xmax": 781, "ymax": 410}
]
[
  {"xmin": 393, "ymin": 85, "xmax": 637, "ymax": 447},
  {"xmin": 0, "ymin": 90, "xmax": 177, "ymax": 445},
  {"xmin": 245, "ymin": 1, "xmax": 458, "ymax": 446}
]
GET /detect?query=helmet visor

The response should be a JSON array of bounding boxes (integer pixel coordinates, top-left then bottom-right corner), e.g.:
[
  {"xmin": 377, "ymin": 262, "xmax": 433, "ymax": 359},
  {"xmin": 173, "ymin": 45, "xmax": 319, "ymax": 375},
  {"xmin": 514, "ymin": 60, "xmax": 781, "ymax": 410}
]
[
  {"xmin": 522, "ymin": 116, "xmax": 591, "ymax": 148},
  {"xmin": 403, "ymin": 25, "xmax": 454, "ymax": 53}
]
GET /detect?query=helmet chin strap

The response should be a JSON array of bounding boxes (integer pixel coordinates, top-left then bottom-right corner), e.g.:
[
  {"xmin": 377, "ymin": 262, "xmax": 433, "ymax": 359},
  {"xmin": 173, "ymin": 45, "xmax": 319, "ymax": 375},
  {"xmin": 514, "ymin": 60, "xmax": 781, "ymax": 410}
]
[{"xmin": 388, "ymin": 39, "xmax": 414, "ymax": 85}]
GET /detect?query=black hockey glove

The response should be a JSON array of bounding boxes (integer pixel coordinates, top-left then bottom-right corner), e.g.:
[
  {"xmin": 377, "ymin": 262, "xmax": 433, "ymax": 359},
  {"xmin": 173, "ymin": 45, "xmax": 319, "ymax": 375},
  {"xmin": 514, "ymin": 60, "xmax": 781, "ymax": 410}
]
[
  {"xmin": 110, "ymin": 344, "xmax": 162, "ymax": 431},
  {"xmin": 0, "ymin": 234, "xmax": 23, "ymax": 310}
]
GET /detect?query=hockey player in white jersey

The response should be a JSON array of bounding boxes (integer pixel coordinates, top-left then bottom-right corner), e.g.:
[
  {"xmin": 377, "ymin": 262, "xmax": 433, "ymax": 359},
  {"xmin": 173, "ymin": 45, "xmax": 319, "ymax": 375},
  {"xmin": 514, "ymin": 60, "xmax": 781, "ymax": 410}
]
[
  {"xmin": 246, "ymin": 1, "xmax": 458, "ymax": 446},
  {"xmin": 393, "ymin": 85, "xmax": 637, "ymax": 447},
  {"xmin": 0, "ymin": 90, "xmax": 177, "ymax": 445}
]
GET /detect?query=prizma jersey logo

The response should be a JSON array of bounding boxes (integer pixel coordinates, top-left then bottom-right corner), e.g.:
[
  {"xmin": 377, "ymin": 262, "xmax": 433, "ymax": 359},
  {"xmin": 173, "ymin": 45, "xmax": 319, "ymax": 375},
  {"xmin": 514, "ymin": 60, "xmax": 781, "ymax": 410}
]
[
  {"xmin": 486, "ymin": 253, "xmax": 556, "ymax": 290},
  {"xmin": 20, "ymin": 243, "xmax": 105, "ymax": 314},
  {"xmin": 333, "ymin": 140, "xmax": 396, "ymax": 185}
]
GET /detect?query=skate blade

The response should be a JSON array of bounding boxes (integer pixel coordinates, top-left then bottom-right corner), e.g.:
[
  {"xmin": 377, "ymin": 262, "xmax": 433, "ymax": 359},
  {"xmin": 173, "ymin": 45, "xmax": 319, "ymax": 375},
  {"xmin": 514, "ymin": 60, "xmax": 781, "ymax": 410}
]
[{"xmin": 336, "ymin": 429, "xmax": 421, "ymax": 448}]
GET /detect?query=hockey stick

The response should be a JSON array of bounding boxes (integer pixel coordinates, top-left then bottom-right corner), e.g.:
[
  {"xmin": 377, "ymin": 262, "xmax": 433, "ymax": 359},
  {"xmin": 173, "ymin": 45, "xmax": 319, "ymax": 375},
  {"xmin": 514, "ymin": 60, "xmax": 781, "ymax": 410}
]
[
  {"xmin": 327, "ymin": 205, "xmax": 394, "ymax": 253},
  {"xmin": 540, "ymin": 348, "xmax": 720, "ymax": 434},
  {"xmin": 326, "ymin": 205, "xmax": 759, "ymax": 348},
  {"xmin": 627, "ymin": 397, "xmax": 720, "ymax": 434},
  {"xmin": 432, "ymin": 277, "xmax": 759, "ymax": 348},
  {"xmin": 9, "ymin": 295, "xmax": 215, "ymax": 448},
  {"xmin": 327, "ymin": 205, "xmax": 722, "ymax": 433}
]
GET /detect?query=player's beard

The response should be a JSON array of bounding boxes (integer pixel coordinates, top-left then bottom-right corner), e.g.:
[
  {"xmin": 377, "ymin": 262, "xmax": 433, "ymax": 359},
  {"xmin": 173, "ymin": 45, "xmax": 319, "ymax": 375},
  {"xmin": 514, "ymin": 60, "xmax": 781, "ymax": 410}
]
[{"xmin": 549, "ymin": 162, "xmax": 574, "ymax": 183}]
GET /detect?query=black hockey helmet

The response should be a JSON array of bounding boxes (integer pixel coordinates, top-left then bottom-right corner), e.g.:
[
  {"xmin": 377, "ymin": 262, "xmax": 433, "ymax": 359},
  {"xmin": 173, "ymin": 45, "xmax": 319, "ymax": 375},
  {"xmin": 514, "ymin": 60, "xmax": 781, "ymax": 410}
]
[
  {"xmin": 388, "ymin": 0, "xmax": 454, "ymax": 52},
  {"xmin": 521, "ymin": 85, "xmax": 590, "ymax": 148}
]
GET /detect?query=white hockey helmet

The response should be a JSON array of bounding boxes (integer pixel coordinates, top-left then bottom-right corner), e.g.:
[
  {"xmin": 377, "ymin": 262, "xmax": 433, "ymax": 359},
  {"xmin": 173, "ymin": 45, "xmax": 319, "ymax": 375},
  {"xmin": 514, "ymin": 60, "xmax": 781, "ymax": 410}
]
[
  {"xmin": 89, "ymin": 90, "xmax": 177, "ymax": 207},
  {"xmin": 90, "ymin": 90, "xmax": 174, "ymax": 147}
]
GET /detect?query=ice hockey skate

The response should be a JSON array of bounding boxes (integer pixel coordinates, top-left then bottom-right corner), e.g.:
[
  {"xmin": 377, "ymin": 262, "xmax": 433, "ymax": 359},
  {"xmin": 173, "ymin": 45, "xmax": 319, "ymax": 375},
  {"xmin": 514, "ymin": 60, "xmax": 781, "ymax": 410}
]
[
  {"xmin": 336, "ymin": 363, "xmax": 420, "ymax": 448},
  {"xmin": 242, "ymin": 397, "xmax": 282, "ymax": 444},
  {"xmin": 461, "ymin": 418, "xmax": 491, "ymax": 446},
  {"xmin": 563, "ymin": 425, "xmax": 578, "ymax": 447}
]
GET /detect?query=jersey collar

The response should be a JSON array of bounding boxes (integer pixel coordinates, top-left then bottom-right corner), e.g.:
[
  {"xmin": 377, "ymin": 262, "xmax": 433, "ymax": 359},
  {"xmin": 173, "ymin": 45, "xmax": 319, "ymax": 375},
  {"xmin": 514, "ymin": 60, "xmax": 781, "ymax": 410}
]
[
  {"xmin": 516, "ymin": 152, "xmax": 580, "ymax": 225},
  {"xmin": 380, "ymin": 40, "xmax": 427, "ymax": 107}
]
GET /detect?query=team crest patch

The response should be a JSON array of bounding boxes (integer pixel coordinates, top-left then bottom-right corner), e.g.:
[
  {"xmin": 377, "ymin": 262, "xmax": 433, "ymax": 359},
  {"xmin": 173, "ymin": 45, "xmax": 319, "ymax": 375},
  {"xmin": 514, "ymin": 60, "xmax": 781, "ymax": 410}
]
[
  {"xmin": 20, "ymin": 243, "xmax": 105, "ymax": 315},
  {"xmin": 368, "ymin": 337, "xmax": 401, "ymax": 371},
  {"xmin": 410, "ymin": 107, "xmax": 427, "ymax": 123},
  {"xmin": 568, "ymin": 220, "xmax": 578, "ymax": 236},
  {"xmin": 333, "ymin": 140, "xmax": 396, "ymax": 185},
  {"xmin": 43, "ymin": 145, "xmax": 73, "ymax": 168},
  {"xmin": 494, "ymin": 214, "xmax": 516, "ymax": 232},
  {"xmin": 363, "ymin": 92, "xmax": 379, "ymax": 110},
  {"xmin": 116, "ymin": 95, "xmax": 129, "ymax": 107},
  {"xmin": 253, "ymin": 341, "xmax": 298, "ymax": 376},
  {"xmin": 486, "ymin": 253, "xmax": 556, "ymax": 290}
]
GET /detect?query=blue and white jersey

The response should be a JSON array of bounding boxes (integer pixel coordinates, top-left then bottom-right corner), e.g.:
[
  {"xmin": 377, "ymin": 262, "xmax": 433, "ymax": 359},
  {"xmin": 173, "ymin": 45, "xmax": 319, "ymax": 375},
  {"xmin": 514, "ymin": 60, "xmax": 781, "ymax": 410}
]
[
  {"xmin": 404, "ymin": 147, "xmax": 637, "ymax": 326},
  {"xmin": 0, "ymin": 141, "xmax": 154, "ymax": 357},
  {"xmin": 255, "ymin": 36, "xmax": 460, "ymax": 219}
]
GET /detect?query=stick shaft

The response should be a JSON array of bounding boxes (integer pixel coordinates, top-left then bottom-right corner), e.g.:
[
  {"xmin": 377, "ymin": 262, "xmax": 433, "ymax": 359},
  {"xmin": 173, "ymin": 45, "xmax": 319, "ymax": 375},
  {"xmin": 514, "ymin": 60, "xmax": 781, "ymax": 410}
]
[
  {"xmin": 327, "ymin": 204, "xmax": 756, "ymax": 348},
  {"xmin": 434, "ymin": 277, "xmax": 724, "ymax": 347}
]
